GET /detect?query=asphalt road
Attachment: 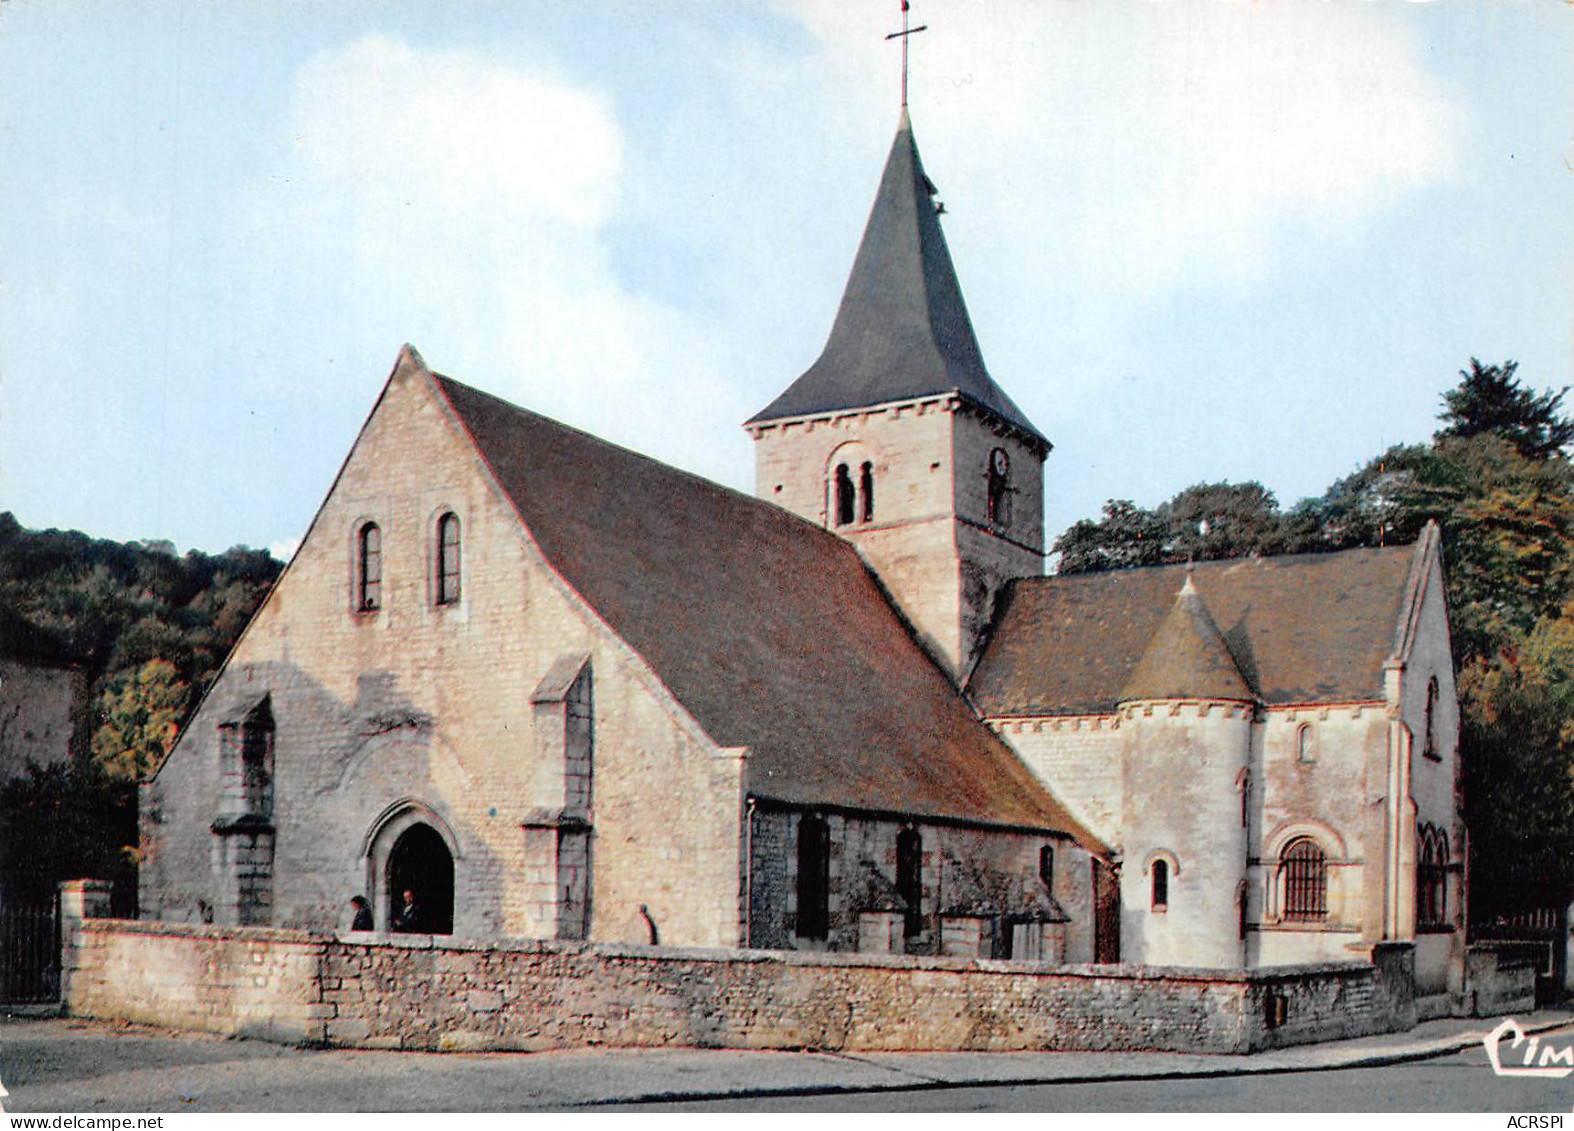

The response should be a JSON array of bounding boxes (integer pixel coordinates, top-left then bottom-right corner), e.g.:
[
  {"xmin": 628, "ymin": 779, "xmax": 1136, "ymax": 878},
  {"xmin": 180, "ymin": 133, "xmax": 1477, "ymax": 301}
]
[{"xmin": 3, "ymin": 1016, "xmax": 1572, "ymax": 1113}]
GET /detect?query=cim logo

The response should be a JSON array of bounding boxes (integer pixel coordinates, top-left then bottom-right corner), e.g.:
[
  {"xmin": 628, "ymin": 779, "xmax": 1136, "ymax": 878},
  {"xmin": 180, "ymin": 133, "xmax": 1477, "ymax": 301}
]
[{"xmin": 1485, "ymin": 1018, "xmax": 1574, "ymax": 1078}]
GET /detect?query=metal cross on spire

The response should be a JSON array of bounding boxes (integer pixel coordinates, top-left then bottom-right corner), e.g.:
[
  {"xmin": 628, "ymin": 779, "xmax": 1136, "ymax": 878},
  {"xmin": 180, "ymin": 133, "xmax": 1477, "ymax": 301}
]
[{"xmin": 885, "ymin": 0, "xmax": 928, "ymax": 109}]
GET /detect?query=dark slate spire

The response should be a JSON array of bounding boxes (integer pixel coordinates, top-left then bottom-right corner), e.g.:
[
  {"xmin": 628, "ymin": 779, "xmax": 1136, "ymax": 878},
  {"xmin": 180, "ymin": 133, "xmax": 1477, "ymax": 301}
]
[
  {"xmin": 748, "ymin": 112, "xmax": 1046, "ymax": 446},
  {"xmin": 1120, "ymin": 575, "xmax": 1255, "ymax": 704}
]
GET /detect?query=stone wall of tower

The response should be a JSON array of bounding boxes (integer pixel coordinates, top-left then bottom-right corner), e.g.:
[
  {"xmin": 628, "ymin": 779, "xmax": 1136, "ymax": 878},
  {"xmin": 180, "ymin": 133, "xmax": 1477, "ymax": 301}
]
[
  {"xmin": 1118, "ymin": 700, "xmax": 1252, "ymax": 968},
  {"xmin": 750, "ymin": 398, "xmax": 1044, "ymax": 676}
]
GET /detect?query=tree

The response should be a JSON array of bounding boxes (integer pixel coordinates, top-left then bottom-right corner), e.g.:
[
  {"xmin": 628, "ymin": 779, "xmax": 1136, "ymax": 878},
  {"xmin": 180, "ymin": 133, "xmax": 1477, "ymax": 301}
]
[
  {"xmin": 90, "ymin": 659, "xmax": 190, "ymax": 782},
  {"xmin": 1053, "ymin": 499, "xmax": 1170, "ymax": 573},
  {"xmin": 1438, "ymin": 358, "xmax": 1574, "ymax": 461}
]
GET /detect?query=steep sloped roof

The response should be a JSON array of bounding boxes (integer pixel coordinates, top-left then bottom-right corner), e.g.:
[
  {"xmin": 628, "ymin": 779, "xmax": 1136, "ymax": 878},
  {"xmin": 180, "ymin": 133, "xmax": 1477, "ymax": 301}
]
[
  {"xmin": 1119, "ymin": 576, "xmax": 1254, "ymax": 703},
  {"xmin": 430, "ymin": 366, "xmax": 1098, "ymax": 845},
  {"xmin": 970, "ymin": 545, "xmax": 1421, "ymax": 717},
  {"xmin": 747, "ymin": 112, "xmax": 1045, "ymax": 446}
]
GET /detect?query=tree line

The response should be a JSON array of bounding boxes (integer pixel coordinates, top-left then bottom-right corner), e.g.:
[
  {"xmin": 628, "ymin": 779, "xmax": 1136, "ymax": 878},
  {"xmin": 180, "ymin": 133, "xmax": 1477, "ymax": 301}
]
[
  {"xmin": 1056, "ymin": 360, "xmax": 1574, "ymax": 920},
  {"xmin": 0, "ymin": 515, "xmax": 281, "ymax": 907}
]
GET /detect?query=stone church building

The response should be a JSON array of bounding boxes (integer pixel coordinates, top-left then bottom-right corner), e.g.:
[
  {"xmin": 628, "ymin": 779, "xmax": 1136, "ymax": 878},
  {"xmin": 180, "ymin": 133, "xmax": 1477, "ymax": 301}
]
[{"xmin": 140, "ymin": 113, "xmax": 1465, "ymax": 998}]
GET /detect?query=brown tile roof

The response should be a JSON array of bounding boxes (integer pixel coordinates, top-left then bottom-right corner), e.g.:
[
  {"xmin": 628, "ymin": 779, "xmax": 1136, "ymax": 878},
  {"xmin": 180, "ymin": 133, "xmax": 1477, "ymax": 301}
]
[
  {"xmin": 430, "ymin": 367, "xmax": 1099, "ymax": 846},
  {"xmin": 1119, "ymin": 576, "xmax": 1253, "ymax": 703},
  {"xmin": 969, "ymin": 545, "xmax": 1422, "ymax": 718}
]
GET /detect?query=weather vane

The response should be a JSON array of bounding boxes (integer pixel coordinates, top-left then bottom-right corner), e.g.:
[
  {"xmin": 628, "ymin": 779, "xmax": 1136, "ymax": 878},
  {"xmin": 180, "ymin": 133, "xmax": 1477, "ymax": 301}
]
[{"xmin": 885, "ymin": 0, "xmax": 928, "ymax": 109}]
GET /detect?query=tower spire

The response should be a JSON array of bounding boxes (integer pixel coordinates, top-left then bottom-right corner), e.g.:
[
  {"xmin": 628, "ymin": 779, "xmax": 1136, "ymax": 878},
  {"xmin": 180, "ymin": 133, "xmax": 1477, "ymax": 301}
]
[{"xmin": 885, "ymin": 0, "xmax": 927, "ymax": 109}]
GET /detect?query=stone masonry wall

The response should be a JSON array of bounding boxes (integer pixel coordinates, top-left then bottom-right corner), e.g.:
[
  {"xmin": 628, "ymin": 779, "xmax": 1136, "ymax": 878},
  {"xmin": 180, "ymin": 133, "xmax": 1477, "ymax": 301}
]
[{"xmin": 65, "ymin": 918, "xmax": 1417, "ymax": 1055}]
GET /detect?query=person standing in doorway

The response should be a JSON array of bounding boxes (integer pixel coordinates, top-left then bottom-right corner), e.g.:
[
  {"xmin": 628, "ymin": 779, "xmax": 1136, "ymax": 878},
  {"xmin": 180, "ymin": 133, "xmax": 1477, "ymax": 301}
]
[{"xmin": 392, "ymin": 887, "xmax": 422, "ymax": 933}]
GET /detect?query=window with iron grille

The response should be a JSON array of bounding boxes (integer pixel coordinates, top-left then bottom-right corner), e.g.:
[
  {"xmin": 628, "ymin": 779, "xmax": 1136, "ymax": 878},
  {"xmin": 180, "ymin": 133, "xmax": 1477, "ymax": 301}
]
[
  {"xmin": 436, "ymin": 512, "xmax": 461, "ymax": 605},
  {"xmin": 1280, "ymin": 837, "xmax": 1327, "ymax": 921},
  {"xmin": 358, "ymin": 522, "xmax": 381, "ymax": 612}
]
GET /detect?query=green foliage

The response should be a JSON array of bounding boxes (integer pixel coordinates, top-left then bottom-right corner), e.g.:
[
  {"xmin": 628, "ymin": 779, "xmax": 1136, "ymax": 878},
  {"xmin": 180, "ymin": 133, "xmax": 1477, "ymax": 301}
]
[
  {"xmin": 91, "ymin": 659, "xmax": 191, "ymax": 781},
  {"xmin": 1439, "ymin": 358, "xmax": 1574, "ymax": 461},
  {"xmin": 0, "ymin": 762, "xmax": 137, "ymax": 906}
]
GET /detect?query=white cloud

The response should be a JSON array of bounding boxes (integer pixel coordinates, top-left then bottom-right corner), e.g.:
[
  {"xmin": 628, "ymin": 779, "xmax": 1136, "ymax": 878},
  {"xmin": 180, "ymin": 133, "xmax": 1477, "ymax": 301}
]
[
  {"xmin": 240, "ymin": 34, "xmax": 744, "ymax": 488},
  {"xmin": 782, "ymin": 1, "xmax": 1461, "ymax": 296}
]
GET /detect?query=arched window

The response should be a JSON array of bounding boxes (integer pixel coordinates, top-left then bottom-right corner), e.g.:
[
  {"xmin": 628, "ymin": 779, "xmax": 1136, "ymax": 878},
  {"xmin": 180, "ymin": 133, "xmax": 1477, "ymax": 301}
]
[
  {"xmin": 860, "ymin": 461, "xmax": 875, "ymax": 523},
  {"xmin": 436, "ymin": 512, "xmax": 461, "ymax": 605},
  {"xmin": 1280, "ymin": 837, "xmax": 1327, "ymax": 921},
  {"xmin": 1296, "ymin": 724, "xmax": 1315, "ymax": 764},
  {"xmin": 1423, "ymin": 676, "xmax": 1440, "ymax": 759},
  {"xmin": 357, "ymin": 523, "xmax": 382, "ymax": 612},
  {"xmin": 834, "ymin": 465, "xmax": 855, "ymax": 527},
  {"xmin": 987, "ymin": 448, "xmax": 1011, "ymax": 527},
  {"xmin": 1418, "ymin": 826, "xmax": 1448, "ymax": 928},
  {"xmin": 1151, "ymin": 858, "xmax": 1168, "ymax": 910},
  {"xmin": 796, "ymin": 814, "xmax": 830, "ymax": 940},
  {"xmin": 896, "ymin": 827, "xmax": 922, "ymax": 939},
  {"xmin": 1039, "ymin": 844, "xmax": 1055, "ymax": 892}
]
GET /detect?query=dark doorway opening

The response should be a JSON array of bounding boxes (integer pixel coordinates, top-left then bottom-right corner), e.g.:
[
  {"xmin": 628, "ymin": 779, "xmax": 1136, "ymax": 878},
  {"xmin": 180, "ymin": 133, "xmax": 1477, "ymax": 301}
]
[{"xmin": 386, "ymin": 822, "xmax": 454, "ymax": 935}]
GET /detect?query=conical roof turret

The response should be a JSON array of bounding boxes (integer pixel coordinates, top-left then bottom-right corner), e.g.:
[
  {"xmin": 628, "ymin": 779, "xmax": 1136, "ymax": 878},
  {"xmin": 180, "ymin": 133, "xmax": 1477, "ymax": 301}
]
[
  {"xmin": 1120, "ymin": 575, "xmax": 1255, "ymax": 703},
  {"xmin": 748, "ymin": 112, "xmax": 1045, "ymax": 447}
]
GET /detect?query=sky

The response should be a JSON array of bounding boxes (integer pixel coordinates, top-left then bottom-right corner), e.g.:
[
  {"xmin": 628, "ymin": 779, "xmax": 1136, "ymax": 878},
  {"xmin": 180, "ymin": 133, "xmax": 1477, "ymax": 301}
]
[{"xmin": 2, "ymin": 0, "xmax": 1571, "ymax": 562}]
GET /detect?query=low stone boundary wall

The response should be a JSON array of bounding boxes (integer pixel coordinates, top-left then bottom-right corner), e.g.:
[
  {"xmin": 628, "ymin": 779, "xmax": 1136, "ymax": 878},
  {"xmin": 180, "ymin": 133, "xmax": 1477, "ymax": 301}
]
[{"xmin": 65, "ymin": 919, "xmax": 1415, "ymax": 1055}]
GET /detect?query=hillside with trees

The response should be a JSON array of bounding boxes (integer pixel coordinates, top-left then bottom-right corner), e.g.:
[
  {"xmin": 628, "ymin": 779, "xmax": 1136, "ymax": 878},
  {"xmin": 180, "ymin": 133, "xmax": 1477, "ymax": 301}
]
[
  {"xmin": 0, "ymin": 516, "xmax": 281, "ymax": 908},
  {"xmin": 1055, "ymin": 359, "xmax": 1574, "ymax": 922}
]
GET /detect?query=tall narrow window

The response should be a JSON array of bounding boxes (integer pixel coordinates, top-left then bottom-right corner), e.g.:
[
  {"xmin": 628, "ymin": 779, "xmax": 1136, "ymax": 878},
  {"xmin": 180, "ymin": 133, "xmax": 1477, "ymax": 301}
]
[
  {"xmin": 1423, "ymin": 677, "xmax": 1440, "ymax": 759},
  {"xmin": 1039, "ymin": 844, "xmax": 1055, "ymax": 892},
  {"xmin": 1241, "ymin": 773, "xmax": 1252, "ymax": 828},
  {"xmin": 1280, "ymin": 837, "xmax": 1327, "ymax": 921},
  {"xmin": 834, "ymin": 465, "xmax": 855, "ymax": 527},
  {"xmin": 860, "ymin": 462, "xmax": 875, "ymax": 522},
  {"xmin": 1151, "ymin": 859, "xmax": 1168, "ymax": 910},
  {"xmin": 1418, "ymin": 826, "xmax": 1448, "ymax": 928},
  {"xmin": 987, "ymin": 448, "xmax": 1011, "ymax": 527},
  {"xmin": 1296, "ymin": 725, "xmax": 1315, "ymax": 764},
  {"xmin": 896, "ymin": 827, "xmax": 922, "ymax": 938},
  {"xmin": 436, "ymin": 512, "xmax": 461, "ymax": 605},
  {"xmin": 358, "ymin": 523, "xmax": 382, "ymax": 612},
  {"xmin": 796, "ymin": 814, "xmax": 830, "ymax": 940}
]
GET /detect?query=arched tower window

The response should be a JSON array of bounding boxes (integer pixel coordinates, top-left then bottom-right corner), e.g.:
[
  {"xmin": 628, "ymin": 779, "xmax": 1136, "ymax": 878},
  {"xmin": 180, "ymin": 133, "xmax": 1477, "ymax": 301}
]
[
  {"xmin": 1418, "ymin": 825, "xmax": 1448, "ymax": 928},
  {"xmin": 436, "ymin": 512, "xmax": 461, "ymax": 605},
  {"xmin": 1039, "ymin": 844, "xmax": 1055, "ymax": 892},
  {"xmin": 796, "ymin": 814, "xmax": 830, "ymax": 940},
  {"xmin": 1150, "ymin": 859, "xmax": 1169, "ymax": 910},
  {"xmin": 1296, "ymin": 724, "xmax": 1315, "ymax": 764},
  {"xmin": 987, "ymin": 448, "xmax": 1011, "ymax": 527},
  {"xmin": 896, "ymin": 827, "xmax": 922, "ymax": 939},
  {"xmin": 1423, "ymin": 676, "xmax": 1440, "ymax": 759},
  {"xmin": 834, "ymin": 465, "xmax": 855, "ymax": 527},
  {"xmin": 860, "ymin": 461, "xmax": 875, "ymax": 522},
  {"xmin": 357, "ymin": 522, "xmax": 382, "ymax": 612},
  {"xmin": 1280, "ymin": 837, "xmax": 1327, "ymax": 921}
]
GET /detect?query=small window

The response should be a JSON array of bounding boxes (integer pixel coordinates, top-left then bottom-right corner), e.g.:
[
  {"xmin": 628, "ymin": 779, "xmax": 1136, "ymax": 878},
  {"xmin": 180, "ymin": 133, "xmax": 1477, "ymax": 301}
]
[
  {"xmin": 1280, "ymin": 837, "xmax": 1327, "ymax": 921},
  {"xmin": 1296, "ymin": 724, "xmax": 1315, "ymax": 764},
  {"xmin": 1423, "ymin": 677, "xmax": 1440, "ymax": 759},
  {"xmin": 860, "ymin": 461, "xmax": 875, "ymax": 523},
  {"xmin": 436, "ymin": 512, "xmax": 461, "ymax": 605},
  {"xmin": 834, "ymin": 465, "xmax": 855, "ymax": 527},
  {"xmin": 357, "ymin": 523, "xmax": 382, "ymax": 612},
  {"xmin": 796, "ymin": 814, "xmax": 830, "ymax": 940},
  {"xmin": 1151, "ymin": 859, "xmax": 1168, "ymax": 910},
  {"xmin": 987, "ymin": 448, "xmax": 1011, "ymax": 527},
  {"xmin": 1241, "ymin": 772, "xmax": 1251, "ymax": 828},
  {"xmin": 1039, "ymin": 844, "xmax": 1055, "ymax": 892},
  {"xmin": 896, "ymin": 827, "xmax": 922, "ymax": 939}
]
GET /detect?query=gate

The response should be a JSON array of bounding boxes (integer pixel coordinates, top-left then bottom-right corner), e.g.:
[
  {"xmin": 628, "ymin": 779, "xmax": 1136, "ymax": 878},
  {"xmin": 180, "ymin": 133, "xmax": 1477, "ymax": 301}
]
[{"xmin": 0, "ymin": 896, "xmax": 61, "ymax": 1004}]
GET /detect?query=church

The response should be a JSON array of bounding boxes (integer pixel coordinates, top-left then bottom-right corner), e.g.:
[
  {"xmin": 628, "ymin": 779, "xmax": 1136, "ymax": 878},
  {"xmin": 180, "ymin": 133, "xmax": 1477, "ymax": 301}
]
[{"xmin": 138, "ymin": 112, "xmax": 1466, "ymax": 1004}]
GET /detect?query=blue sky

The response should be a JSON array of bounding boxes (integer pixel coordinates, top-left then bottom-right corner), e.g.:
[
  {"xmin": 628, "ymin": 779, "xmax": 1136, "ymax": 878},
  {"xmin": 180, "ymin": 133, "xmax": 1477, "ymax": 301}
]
[{"xmin": 2, "ymin": 0, "xmax": 1570, "ymax": 560}]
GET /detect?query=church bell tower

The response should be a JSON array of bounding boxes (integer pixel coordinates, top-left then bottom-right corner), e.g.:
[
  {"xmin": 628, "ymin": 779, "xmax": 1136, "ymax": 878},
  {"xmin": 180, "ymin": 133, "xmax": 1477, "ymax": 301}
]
[{"xmin": 745, "ymin": 112, "xmax": 1049, "ymax": 679}]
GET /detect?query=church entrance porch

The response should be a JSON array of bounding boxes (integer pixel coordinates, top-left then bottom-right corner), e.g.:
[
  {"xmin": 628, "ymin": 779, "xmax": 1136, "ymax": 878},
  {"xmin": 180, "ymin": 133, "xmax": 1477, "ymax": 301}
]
[{"xmin": 364, "ymin": 802, "xmax": 459, "ymax": 936}]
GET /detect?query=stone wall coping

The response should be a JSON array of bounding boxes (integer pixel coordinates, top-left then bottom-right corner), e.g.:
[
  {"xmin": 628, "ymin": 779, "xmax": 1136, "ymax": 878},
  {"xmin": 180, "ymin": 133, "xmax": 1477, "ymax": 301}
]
[{"xmin": 82, "ymin": 919, "xmax": 1379, "ymax": 986}]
